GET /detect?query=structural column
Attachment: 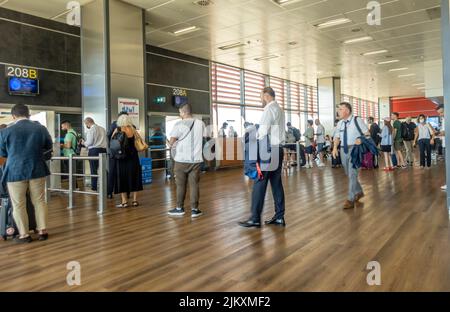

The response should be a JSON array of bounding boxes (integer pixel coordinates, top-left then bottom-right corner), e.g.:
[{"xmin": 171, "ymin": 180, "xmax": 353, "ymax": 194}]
[
  {"xmin": 378, "ymin": 97, "xmax": 390, "ymax": 120},
  {"xmin": 317, "ymin": 77, "xmax": 341, "ymax": 134},
  {"xmin": 441, "ymin": 0, "xmax": 450, "ymax": 207},
  {"xmin": 81, "ymin": 0, "xmax": 146, "ymax": 136}
]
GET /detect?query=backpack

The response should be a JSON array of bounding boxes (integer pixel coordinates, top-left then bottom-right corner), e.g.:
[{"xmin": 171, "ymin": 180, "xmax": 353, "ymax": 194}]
[
  {"xmin": 286, "ymin": 128, "xmax": 296, "ymax": 143},
  {"xmin": 293, "ymin": 127, "xmax": 301, "ymax": 141},
  {"xmin": 67, "ymin": 130, "xmax": 83, "ymax": 155},
  {"xmin": 401, "ymin": 122, "xmax": 413, "ymax": 141},
  {"xmin": 109, "ymin": 131, "xmax": 128, "ymax": 160}
]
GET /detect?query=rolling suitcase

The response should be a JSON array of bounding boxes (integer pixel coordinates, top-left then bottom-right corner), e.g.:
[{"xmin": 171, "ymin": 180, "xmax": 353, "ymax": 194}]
[
  {"xmin": 0, "ymin": 194, "xmax": 37, "ymax": 241},
  {"xmin": 361, "ymin": 152, "xmax": 374, "ymax": 169}
]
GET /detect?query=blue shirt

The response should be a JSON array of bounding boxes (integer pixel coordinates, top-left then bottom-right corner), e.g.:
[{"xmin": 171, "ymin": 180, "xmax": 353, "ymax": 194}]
[
  {"xmin": 335, "ymin": 116, "xmax": 369, "ymax": 146},
  {"xmin": 380, "ymin": 126, "xmax": 393, "ymax": 146}
]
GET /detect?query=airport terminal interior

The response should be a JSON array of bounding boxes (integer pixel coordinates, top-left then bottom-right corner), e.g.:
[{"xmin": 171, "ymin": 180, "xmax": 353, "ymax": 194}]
[{"xmin": 1, "ymin": 0, "xmax": 450, "ymax": 292}]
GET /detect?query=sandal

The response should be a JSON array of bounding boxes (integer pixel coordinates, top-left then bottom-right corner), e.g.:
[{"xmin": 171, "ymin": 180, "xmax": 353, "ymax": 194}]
[
  {"xmin": 132, "ymin": 201, "xmax": 139, "ymax": 207},
  {"xmin": 116, "ymin": 202, "xmax": 128, "ymax": 208}
]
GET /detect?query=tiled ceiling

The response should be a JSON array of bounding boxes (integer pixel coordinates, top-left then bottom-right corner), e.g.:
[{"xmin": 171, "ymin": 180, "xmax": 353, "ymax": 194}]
[{"xmin": 1, "ymin": 0, "xmax": 444, "ymax": 101}]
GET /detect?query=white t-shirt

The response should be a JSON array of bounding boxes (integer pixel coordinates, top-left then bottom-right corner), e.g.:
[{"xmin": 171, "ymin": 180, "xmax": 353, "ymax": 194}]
[
  {"xmin": 316, "ymin": 124, "xmax": 326, "ymax": 144},
  {"xmin": 170, "ymin": 118, "xmax": 205, "ymax": 163}
]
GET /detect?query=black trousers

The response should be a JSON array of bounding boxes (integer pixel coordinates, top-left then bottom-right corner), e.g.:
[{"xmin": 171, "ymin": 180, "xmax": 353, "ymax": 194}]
[
  {"xmin": 250, "ymin": 148, "xmax": 285, "ymax": 223},
  {"xmin": 88, "ymin": 148, "xmax": 107, "ymax": 191},
  {"xmin": 418, "ymin": 139, "xmax": 432, "ymax": 167}
]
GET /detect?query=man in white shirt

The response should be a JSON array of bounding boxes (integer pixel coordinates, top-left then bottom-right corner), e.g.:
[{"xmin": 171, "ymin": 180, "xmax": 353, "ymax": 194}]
[
  {"xmin": 332, "ymin": 102, "xmax": 370, "ymax": 209},
  {"xmin": 168, "ymin": 103, "xmax": 205, "ymax": 218},
  {"xmin": 315, "ymin": 119, "xmax": 326, "ymax": 167},
  {"xmin": 83, "ymin": 117, "xmax": 107, "ymax": 191},
  {"xmin": 239, "ymin": 87, "xmax": 286, "ymax": 228}
]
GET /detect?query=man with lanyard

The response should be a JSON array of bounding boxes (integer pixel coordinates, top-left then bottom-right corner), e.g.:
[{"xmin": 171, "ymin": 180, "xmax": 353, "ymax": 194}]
[
  {"xmin": 437, "ymin": 104, "xmax": 446, "ymax": 191},
  {"xmin": 239, "ymin": 87, "xmax": 286, "ymax": 228},
  {"xmin": 332, "ymin": 102, "xmax": 370, "ymax": 209}
]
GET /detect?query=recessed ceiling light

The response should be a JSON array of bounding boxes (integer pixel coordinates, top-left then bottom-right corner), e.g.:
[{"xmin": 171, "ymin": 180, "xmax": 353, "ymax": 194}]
[
  {"xmin": 398, "ymin": 73, "xmax": 416, "ymax": 78},
  {"xmin": 147, "ymin": 0, "xmax": 174, "ymax": 10},
  {"xmin": 288, "ymin": 41, "xmax": 298, "ymax": 46},
  {"xmin": 254, "ymin": 55, "xmax": 279, "ymax": 61},
  {"xmin": 389, "ymin": 67, "xmax": 408, "ymax": 72},
  {"xmin": 271, "ymin": 0, "xmax": 302, "ymax": 6},
  {"xmin": 377, "ymin": 60, "xmax": 400, "ymax": 65},
  {"xmin": 173, "ymin": 26, "xmax": 199, "ymax": 35},
  {"xmin": 362, "ymin": 49, "xmax": 388, "ymax": 56},
  {"xmin": 342, "ymin": 36, "xmax": 373, "ymax": 44},
  {"xmin": 412, "ymin": 83, "xmax": 425, "ymax": 86},
  {"xmin": 218, "ymin": 42, "xmax": 246, "ymax": 50},
  {"xmin": 315, "ymin": 18, "xmax": 352, "ymax": 29}
]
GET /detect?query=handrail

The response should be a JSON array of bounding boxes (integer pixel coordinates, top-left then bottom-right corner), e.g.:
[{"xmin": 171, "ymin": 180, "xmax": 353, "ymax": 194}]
[{"xmin": 45, "ymin": 153, "xmax": 107, "ymax": 215}]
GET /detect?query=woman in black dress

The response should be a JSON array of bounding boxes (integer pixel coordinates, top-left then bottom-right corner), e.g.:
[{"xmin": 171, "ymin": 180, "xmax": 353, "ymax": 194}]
[{"xmin": 114, "ymin": 115, "xmax": 143, "ymax": 208}]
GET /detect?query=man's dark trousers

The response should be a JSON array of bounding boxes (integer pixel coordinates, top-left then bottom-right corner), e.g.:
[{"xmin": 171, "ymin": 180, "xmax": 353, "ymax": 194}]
[
  {"xmin": 88, "ymin": 148, "xmax": 107, "ymax": 191},
  {"xmin": 250, "ymin": 147, "xmax": 285, "ymax": 223}
]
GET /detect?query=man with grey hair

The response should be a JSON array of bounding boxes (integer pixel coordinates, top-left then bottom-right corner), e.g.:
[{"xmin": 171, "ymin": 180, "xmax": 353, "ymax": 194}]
[{"xmin": 83, "ymin": 117, "xmax": 107, "ymax": 191}]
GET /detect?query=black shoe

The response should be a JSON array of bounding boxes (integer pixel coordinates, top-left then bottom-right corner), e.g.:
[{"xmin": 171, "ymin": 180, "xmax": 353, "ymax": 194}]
[
  {"xmin": 191, "ymin": 209, "xmax": 203, "ymax": 218},
  {"xmin": 14, "ymin": 236, "xmax": 33, "ymax": 244},
  {"xmin": 168, "ymin": 207, "xmax": 185, "ymax": 216},
  {"xmin": 238, "ymin": 219, "xmax": 261, "ymax": 228},
  {"xmin": 265, "ymin": 217, "xmax": 286, "ymax": 227},
  {"xmin": 38, "ymin": 233, "xmax": 49, "ymax": 241},
  {"xmin": 107, "ymin": 194, "xmax": 113, "ymax": 199}
]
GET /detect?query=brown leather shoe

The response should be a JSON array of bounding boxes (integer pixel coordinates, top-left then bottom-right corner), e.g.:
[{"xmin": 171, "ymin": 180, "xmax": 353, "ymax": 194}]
[
  {"xmin": 343, "ymin": 200, "xmax": 355, "ymax": 209},
  {"xmin": 354, "ymin": 192, "xmax": 365, "ymax": 202}
]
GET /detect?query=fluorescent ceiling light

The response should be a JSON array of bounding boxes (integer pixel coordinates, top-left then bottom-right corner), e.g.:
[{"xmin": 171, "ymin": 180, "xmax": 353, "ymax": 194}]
[
  {"xmin": 218, "ymin": 42, "xmax": 246, "ymax": 50},
  {"xmin": 412, "ymin": 83, "xmax": 425, "ymax": 86},
  {"xmin": 272, "ymin": 0, "xmax": 303, "ymax": 6},
  {"xmin": 147, "ymin": 0, "xmax": 174, "ymax": 11},
  {"xmin": 173, "ymin": 26, "xmax": 198, "ymax": 35},
  {"xmin": 398, "ymin": 73, "xmax": 416, "ymax": 78},
  {"xmin": 315, "ymin": 18, "xmax": 352, "ymax": 29},
  {"xmin": 377, "ymin": 59, "xmax": 400, "ymax": 65},
  {"xmin": 0, "ymin": 0, "xmax": 9, "ymax": 6},
  {"xmin": 254, "ymin": 55, "xmax": 279, "ymax": 61},
  {"xmin": 343, "ymin": 36, "xmax": 373, "ymax": 44},
  {"xmin": 389, "ymin": 67, "xmax": 408, "ymax": 72},
  {"xmin": 50, "ymin": 8, "xmax": 72, "ymax": 20},
  {"xmin": 417, "ymin": 86, "xmax": 426, "ymax": 90},
  {"xmin": 362, "ymin": 49, "xmax": 388, "ymax": 56}
]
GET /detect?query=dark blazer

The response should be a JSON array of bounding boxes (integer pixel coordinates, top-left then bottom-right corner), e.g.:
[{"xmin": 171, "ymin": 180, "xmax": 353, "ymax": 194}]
[{"xmin": 0, "ymin": 119, "xmax": 52, "ymax": 183}]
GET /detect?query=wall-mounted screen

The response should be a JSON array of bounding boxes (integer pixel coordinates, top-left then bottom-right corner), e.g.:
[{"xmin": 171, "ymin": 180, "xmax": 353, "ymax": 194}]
[
  {"xmin": 173, "ymin": 95, "xmax": 188, "ymax": 108},
  {"xmin": 8, "ymin": 77, "xmax": 40, "ymax": 96}
]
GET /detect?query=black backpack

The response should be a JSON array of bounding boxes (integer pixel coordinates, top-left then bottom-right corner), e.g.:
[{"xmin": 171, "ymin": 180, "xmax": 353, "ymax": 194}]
[
  {"xmin": 67, "ymin": 130, "xmax": 83, "ymax": 155},
  {"xmin": 401, "ymin": 122, "xmax": 413, "ymax": 140},
  {"xmin": 293, "ymin": 127, "xmax": 301, "ymax": 141},
  {"xmin": 109, "ymin": 131, "xmax": 128, "ymax": 159}
]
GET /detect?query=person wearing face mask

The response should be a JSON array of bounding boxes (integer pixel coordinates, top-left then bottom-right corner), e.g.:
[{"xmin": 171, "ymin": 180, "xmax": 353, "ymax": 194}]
[{"xmin": 414, "ymin": 114, "xmax": 436, "ymax": 169}]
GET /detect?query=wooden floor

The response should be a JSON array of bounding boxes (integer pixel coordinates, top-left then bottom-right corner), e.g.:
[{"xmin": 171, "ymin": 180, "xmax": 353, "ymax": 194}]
[{"xmin": 1, "ymin": 159, "xmax": 449, "ymax": 291}]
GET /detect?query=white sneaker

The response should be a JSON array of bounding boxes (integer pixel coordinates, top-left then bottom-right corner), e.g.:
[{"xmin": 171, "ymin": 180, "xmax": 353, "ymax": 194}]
[
  {"xmin": 441, "ymin": 185, "xmax": 447, "ymax": 191},
  {"xmin": 318, "ymin": 163, "xmax": 326, "ymax": 168}
]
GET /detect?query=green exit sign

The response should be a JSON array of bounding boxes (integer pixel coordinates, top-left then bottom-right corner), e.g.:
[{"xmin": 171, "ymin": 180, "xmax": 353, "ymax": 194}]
[{"xmin": 153, "ymin": 96, "xmax": 166, "ymax": 104}]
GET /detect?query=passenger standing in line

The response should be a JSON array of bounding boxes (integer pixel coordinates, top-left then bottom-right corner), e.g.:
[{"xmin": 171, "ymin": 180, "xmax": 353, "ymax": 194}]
[
  {"xmin": 107, "ymin": 111, "xmax": 129, "ymax": 198},
  {"xmin": 239, "ymin": 87, "xmax": 286, "ymax": 228},
  {"xmin": 403, "ymin": 117, "xmax": 417, "ymax": 166},
  {"xmin": 368, "ymin": 117, "xmax": 381, "ymax": 168},
  {"xmin": 379, "ymin": 117, "xmax": 394, "ymax": 171},
  {"xmin": 391, "ymin": 112, "xmax": 407, "ymax": 169},
  {"xmin": 437, "ymin": 105, "xmax": 446, "ymax": 190},
  {"xmin": 113, "ymin": 115, "xmax": 143, "ymax": 208},
  {"xmin": 304, "ymin": 120, "xmax": 315, "ymax": 168},
  {"xmin": 414, "ymin": 114, "xmax": 435, "ymax": 169},
  {"xmin": 167, "ymin": 104, "xmax": 205, "ymax": 218},
  {"xmin": 315, "ymin": 119, "xmax": 326, "ymax": 167},
  {"xmin": 0, "ymin": 104, "xmax": 52, "ymax": 243},
  {"xmin": 332, "ymin": 102, "xmax": 369, "ymax": 209},
  {"xmin": 82, "ymin": 117, "xmax": 107, "ymax": 192}
]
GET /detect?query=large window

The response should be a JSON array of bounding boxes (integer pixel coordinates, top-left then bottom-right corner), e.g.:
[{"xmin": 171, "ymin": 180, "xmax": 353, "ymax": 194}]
[
  {"xmin": 244, "ymin": 71, "xmax": 265, "ymax": 107},
  {"xmin": 341, "ymin": 94, "xmax": 379, "ymax": 123},
  {"xmin": 211, "ymin": 62, "xmax": 319, "ymax": 137}
]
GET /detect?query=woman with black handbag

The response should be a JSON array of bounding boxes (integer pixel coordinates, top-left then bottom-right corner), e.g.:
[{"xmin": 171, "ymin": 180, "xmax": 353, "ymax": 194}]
[{"xmin": 112, "ymin": 115, "xmax": 144, "ymax": 208}]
